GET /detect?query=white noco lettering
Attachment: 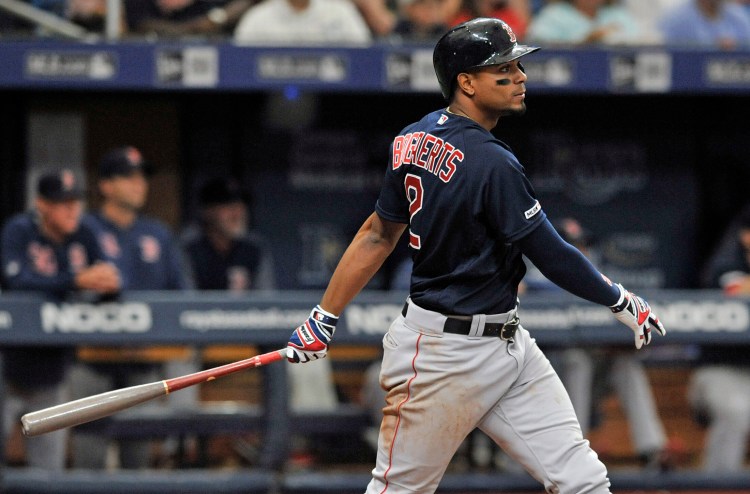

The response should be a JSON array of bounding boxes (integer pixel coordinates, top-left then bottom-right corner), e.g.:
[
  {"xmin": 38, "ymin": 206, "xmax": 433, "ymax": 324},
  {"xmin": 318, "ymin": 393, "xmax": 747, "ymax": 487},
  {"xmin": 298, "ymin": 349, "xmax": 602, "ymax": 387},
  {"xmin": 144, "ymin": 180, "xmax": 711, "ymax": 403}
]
[{"xmin": 41, "ymin": 303, "xmax": 152, "ymax": 333}]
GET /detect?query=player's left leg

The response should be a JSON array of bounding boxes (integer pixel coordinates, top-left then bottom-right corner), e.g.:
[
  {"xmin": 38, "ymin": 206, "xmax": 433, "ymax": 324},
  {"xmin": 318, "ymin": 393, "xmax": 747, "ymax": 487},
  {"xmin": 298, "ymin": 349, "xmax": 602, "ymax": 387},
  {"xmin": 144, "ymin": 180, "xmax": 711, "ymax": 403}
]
[{"xmin": 479, "ymin": 328, "xmax": 611, "ymax": 494}]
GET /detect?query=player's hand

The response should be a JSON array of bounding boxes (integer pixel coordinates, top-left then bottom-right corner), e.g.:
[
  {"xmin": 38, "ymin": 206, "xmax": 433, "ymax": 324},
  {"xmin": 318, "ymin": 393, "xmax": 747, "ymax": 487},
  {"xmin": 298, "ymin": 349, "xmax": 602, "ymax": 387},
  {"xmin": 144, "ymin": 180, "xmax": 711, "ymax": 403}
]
[
  {"xmin": 609, "ymin": 283, "xmax": 666, "ymax": 349},
  {"xmin": 287, "ymin": 305, "xmax": 338, "ymax": 363},
  {"xmin": 75, "ymin": 262, "xmax": 121, "ymax": 294}
]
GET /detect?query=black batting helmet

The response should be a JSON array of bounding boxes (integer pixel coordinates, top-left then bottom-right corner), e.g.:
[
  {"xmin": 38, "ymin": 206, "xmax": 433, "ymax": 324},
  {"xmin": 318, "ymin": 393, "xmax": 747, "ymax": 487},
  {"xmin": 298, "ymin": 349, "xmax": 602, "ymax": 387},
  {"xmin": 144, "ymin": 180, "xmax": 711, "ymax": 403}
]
[{"xmin": 433, "ymin": 18, "xmax": 540, "ymax": 100}]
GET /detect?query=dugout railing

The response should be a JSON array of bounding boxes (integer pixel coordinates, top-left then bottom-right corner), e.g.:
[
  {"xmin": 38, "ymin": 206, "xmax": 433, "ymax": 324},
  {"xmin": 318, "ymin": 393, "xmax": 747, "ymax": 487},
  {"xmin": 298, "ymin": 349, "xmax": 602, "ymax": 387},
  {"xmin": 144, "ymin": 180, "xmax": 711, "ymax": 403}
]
[{"xmin": 0, "ymin": 290, "xmax": 749, "ymax": 492}]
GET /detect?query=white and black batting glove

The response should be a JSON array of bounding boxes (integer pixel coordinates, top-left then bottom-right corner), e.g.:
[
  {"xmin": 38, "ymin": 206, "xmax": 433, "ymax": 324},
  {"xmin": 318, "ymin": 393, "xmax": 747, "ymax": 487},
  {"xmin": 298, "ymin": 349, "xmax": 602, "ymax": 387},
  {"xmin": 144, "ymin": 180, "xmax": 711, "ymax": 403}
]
[
  {"xmin": 287, "ymin": 305, "xmax": 338, "ymax": 363},
  {"xmin": 609, "ymin": 283, "xmax": 666, "ymax": 349}
]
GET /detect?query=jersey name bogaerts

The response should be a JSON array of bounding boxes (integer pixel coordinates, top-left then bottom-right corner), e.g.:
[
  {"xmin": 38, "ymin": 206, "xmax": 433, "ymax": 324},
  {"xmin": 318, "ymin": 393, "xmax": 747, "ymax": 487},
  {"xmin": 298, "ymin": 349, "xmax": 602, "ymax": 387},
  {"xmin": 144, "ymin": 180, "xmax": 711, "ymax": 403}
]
[{"xmin": 376, "ymin": 109, "xmax": 546, "ymax": 315}]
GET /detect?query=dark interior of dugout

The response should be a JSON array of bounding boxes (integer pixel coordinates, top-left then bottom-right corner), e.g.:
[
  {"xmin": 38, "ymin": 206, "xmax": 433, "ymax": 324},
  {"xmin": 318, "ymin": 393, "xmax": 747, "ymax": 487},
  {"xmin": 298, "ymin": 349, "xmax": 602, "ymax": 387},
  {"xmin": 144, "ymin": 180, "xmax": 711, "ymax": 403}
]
[{"xmin": 0, "ymin": 90, "xmax": 748, "ymax": 290}]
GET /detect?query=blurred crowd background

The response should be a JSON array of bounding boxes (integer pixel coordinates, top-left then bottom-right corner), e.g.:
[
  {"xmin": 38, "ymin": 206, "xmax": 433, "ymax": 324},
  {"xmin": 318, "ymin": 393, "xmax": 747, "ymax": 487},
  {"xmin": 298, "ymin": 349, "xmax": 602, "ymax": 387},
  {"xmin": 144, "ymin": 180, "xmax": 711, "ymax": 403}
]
[{"xmin": 0, "ymin": 0, "xmax": 750, "ymax": 487}]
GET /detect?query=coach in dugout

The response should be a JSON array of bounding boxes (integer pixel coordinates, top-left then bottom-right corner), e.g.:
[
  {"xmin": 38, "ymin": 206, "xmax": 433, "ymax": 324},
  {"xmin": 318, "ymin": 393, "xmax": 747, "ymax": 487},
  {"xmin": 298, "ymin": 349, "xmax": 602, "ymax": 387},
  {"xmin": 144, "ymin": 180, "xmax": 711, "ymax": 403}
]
[
  {"xmin": 69, "ymin": 146, "xmax": 193, "ymax": 469},
  {"xmin": 184, "ymin": 176, "xmax": 275, "ymax": 292},
  {"xmin": 0, "ymin": 170, "xmax": 120, "ymax": 470}
]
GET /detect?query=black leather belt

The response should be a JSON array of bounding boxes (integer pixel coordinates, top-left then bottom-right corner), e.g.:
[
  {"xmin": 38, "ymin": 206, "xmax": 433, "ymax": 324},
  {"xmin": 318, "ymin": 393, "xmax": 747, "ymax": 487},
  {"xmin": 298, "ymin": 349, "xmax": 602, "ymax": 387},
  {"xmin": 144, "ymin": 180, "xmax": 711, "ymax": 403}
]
[{"xmin": 401, "ymin": 302, "xmax": 519, "ymax": 341}]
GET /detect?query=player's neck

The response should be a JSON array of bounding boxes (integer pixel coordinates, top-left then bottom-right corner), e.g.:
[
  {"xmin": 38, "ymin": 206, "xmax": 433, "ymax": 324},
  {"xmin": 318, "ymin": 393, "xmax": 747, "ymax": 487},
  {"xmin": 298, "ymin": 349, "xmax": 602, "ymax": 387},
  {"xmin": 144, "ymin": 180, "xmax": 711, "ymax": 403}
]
[
  {"xmin": 446, "ymin": 104, "xmax": 498, "ymax": 131},
  {"xmin": 101, "ymin": 201, "xmax": 137, "ymax": 229}
]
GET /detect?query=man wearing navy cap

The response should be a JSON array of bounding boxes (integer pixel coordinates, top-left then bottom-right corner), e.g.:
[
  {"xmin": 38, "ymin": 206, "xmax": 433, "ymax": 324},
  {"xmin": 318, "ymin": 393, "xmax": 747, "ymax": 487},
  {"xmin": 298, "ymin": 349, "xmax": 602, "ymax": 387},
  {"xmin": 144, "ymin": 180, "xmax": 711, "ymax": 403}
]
[
  {"xmin": 69, "ymin": 146, "xmax": 192, "ymax": 469},
  {"xmin": 0, "ymin": 169, "xmax": 120, "ymax": 470}
]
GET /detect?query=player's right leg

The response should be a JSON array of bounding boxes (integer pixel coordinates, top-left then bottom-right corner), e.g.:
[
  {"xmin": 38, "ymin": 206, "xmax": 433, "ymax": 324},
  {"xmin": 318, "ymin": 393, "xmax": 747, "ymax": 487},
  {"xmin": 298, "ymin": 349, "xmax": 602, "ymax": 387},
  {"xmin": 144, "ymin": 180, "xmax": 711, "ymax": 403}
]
[{"xmin": 480, "ymin": 328, "xmax": 611, "ymax": 494}]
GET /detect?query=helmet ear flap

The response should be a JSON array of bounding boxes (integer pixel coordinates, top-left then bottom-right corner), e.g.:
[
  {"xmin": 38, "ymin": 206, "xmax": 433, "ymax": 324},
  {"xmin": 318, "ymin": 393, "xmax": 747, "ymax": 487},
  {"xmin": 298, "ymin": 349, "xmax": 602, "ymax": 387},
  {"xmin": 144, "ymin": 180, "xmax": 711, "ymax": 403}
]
[{"xmin": 517, "ymin": 61, "xmax": 526, "ymax": 74}]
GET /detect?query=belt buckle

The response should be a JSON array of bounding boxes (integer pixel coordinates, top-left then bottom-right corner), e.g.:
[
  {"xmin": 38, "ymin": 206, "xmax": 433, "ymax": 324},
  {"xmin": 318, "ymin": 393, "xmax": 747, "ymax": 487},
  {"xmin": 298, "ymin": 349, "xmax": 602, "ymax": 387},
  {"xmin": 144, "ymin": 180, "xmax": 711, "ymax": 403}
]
[{"xmin": 500, "ymin": 314, "xmax": 519, "ymax": 342}]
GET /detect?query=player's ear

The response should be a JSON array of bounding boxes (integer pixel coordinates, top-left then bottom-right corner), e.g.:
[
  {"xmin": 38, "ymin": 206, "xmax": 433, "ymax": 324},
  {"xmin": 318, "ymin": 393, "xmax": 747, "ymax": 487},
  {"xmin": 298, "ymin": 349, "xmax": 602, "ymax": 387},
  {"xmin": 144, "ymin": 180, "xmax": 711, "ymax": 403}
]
[{"xmin": 456, "ymin": 72, "xmax": 475, "ymax": 97}]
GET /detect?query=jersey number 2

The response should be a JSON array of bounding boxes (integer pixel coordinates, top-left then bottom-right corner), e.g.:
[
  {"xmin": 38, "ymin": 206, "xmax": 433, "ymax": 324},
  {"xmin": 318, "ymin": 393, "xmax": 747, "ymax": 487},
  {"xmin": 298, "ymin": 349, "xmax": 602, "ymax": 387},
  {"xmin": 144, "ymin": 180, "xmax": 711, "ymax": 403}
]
[{"xmin": 405, "ymin": 173, "xmax": 423, "ymax": 249}]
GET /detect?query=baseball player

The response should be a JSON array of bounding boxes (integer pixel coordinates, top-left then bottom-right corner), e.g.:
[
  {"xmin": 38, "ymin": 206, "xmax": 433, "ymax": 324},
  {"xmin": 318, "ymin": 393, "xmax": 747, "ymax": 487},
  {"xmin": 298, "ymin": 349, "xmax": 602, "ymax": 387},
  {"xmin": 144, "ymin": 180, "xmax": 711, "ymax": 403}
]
[
  {"xmin": 286, "ymin": 18, "xmax": 666, "ymax": 493},
  {"xmin": 0, "ymin": 170, "xmax": 120, "ymax": 470},
  {"xmin": 70, "ymin": 146, "xmax": 192, "ymax": 469}
]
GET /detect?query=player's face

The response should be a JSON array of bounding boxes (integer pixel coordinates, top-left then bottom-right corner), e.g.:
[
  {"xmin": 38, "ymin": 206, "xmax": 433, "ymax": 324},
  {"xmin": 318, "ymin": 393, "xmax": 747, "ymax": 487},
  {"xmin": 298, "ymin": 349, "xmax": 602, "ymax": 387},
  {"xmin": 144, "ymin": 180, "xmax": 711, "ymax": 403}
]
[
  {"xmin": 37, "ymin": 198, "xmax": 83, "ymax": 240},
  {"xmin": 470, "ymin": 60, "xmax": 528, "ymax": 116},
  {"xmin": 103, "ymin": 172, "xmax": 149, "ymax": 211}
]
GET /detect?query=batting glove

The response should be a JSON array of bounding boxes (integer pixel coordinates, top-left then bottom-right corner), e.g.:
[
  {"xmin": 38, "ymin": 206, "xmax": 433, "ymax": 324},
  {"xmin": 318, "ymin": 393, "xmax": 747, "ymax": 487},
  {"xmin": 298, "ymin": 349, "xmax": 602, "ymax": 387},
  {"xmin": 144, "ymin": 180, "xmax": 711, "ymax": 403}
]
[
  {"xmin": 287, "ymin": 305, "xmax": 338, "ymax": 363},
  {"xmin": 610, "ymin": 283, "xmax": 666, "ymax": 349}
]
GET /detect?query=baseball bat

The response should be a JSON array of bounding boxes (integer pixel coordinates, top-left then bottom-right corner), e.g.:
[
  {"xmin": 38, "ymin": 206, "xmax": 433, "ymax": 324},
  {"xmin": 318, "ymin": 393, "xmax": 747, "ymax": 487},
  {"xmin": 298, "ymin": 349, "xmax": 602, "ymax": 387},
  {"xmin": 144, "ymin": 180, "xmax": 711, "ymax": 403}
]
[{"xmin": 21, "ymin": 347, "xmax": 287, "ymax": 437}]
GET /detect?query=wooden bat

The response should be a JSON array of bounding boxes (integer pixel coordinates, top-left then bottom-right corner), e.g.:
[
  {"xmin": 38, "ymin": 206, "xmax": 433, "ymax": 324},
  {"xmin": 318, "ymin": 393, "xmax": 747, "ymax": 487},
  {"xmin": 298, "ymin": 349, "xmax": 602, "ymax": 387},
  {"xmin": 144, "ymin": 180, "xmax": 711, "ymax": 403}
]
[{"xmin": 21, "ymin": 348, "xmax": 287, "ymax": 437}]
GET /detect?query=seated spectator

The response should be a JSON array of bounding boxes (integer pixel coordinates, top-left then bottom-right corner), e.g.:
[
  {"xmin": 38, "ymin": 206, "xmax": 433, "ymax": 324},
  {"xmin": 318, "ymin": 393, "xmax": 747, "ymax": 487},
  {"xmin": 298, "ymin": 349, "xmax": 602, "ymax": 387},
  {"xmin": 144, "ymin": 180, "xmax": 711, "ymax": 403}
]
[
  {"xmin": 448, "ymin": 0, "xmax": 531, "ymax": 40},
  {"xmin": 126, "ymin": 0, "xmax": 256, "ymax": 38},
  {"xmin": 622, "ymin": 0, "xmax": 682, "ymax": 44},
  {"xmin": 701, "ymin": 203, "xmax": 750, "ymax": 294},
  {"xmin": 687, "ymin": 203, "xmax": 750, "ymax": 472},
  {"xmin": 658, "ymin": 0, "xmax": 750, "ymax": 49},
  {"xmin": 184, "ymin": 177, "xmax": 276, "ymax": 291},
  {"xmin": 65, "ymin": 0, "xmax": 107, "ymax": 31},
  {"xmin": 389, "ymin": 0, "xmax": 453, "ymax": 42},
  {"xmin": 234, "ymin": 0, "xmax": 372, "ymax": 45},
  {"xmin": 526, "ymin": 0, "xmax": 641, "ymax": 45},
  {"xmin": 350, "ymin": 0, "xmax": 454, "ymax": 43},
  {"xmin": 351, "ymin": 0, "xmax": 398, "ymax": 38}
]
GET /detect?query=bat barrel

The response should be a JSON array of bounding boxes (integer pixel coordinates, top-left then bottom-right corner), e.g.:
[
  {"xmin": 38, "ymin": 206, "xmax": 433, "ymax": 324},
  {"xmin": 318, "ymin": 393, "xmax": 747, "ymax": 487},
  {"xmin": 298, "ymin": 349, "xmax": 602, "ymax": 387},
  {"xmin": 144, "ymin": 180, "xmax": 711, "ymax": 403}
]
[{"xmin": 21, "ymin": 381, "xmax": 167, "ymax": 437}]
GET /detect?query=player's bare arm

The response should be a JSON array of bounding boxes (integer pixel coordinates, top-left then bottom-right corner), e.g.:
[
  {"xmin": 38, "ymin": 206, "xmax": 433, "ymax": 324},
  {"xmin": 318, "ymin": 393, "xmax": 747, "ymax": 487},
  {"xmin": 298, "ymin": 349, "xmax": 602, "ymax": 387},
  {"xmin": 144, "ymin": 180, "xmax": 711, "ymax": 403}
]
[
  {"xmin": 320, "ymin": 213, "xmax": 406, "ymax": 315},
  {"xmin": 286, "ymin": 213, "xmax": 406, "ymax": 363}
]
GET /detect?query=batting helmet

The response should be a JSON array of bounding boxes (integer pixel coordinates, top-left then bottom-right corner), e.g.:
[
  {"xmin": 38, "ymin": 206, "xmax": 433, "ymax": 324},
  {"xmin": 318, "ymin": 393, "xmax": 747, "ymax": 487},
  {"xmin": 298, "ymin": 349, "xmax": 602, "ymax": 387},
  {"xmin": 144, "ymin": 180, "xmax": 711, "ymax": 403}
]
[{"xmin": 433, "ymin": 18, "xmax": 540, "ymax": 100}]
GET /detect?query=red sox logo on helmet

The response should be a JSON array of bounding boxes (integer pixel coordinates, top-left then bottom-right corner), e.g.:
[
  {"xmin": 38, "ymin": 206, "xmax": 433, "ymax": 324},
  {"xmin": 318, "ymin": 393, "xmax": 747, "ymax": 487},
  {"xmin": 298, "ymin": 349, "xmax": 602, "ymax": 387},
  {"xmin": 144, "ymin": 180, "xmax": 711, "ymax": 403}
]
[{"xmin": 501, "ymin": 22, "xmax": 516, "ymax": 43}]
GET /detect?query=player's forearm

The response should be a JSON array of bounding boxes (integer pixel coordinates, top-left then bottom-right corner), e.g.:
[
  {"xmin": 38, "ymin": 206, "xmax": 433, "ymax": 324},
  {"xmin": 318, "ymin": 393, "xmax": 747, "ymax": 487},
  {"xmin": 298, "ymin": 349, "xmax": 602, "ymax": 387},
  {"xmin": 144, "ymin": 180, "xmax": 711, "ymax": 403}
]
[
  {"xmin": 5, "ymin": 270, "xmax": 75, "ymax": 294},
  {"xmin": 320, "ymin": 213, "xmax": 405, "ymax": 315},
  {"xmin": 519, "ymin": 219, "xmax": 619, "ymax": 306}
]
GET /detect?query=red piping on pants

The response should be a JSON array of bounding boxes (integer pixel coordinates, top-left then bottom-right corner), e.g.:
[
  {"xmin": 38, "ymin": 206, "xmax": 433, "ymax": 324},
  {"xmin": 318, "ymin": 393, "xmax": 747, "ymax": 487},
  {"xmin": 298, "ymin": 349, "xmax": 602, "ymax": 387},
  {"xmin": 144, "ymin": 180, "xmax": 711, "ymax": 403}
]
[{"xmin": 380, "ymin": 333, "xmax": 422, "ymax": 493}]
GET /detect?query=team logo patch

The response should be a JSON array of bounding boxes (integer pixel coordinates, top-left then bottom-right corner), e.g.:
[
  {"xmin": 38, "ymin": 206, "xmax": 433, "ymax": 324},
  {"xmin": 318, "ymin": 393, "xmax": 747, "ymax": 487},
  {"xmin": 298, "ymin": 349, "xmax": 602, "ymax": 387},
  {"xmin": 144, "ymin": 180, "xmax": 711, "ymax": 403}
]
[
  {"xmin": 501, "ymin": 22, "xmax": 517, "ymax": 43},
  {"xmin": 100, "ymin": 232, "xmax": 120, "ymax": 258},
  {"xmin": 68, "ymin": 243, "xmax": 88, "ymax": 272},
  {"xmin": 29, "ymin": 242, "xmax": 57, "ymax": 276},
  {"xmin": 61, "ymin": 169, "xmax": 76, "ymax": 191},
  {"xmin": 524, "ymin": 200, "xmax": 541, "ymax": 219},
  {"xmin": 4, "ymin": 261, "xmax": 19, "ymax": 278},
  {"xmin": 139, "ymin": 235, "xmax": 161, "ymax": 263},
  {"xmin": 228, "ymin": 266, "xmax": 250, "ymax": 291},
  {"xmin": 437, "ymin": 114, "xmax": 449, "ymax": 125}
]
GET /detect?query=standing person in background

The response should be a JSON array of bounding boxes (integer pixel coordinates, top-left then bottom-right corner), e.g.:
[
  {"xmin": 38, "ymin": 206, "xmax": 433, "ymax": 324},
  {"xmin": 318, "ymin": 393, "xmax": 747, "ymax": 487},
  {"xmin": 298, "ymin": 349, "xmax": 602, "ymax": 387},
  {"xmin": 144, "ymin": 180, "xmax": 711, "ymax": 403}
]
[
  {"xmin": 234, "ymin": 0, "xmax": 372, "ymax": 45},
  {"xmin": 124, "ymin": 0, "xmax": 256, "ymax": 38},
  {"xmin": 525, "ymin": 0, "xmax": 641, "ymax": 45},
  {"xmin": 0, "ymin": 170, "xmax": 120, "ymax": 470},
  {"xmin": 69, "ymin": 145, "xmax": 192, "ymax": 469},
  {"xmin": 689, "ymin": 203, "xmax": 750, "ymax": 472},
  {"xmin": 284, "ymin": 18, "xmax": 666, "ymax": 493},
  {"xmin": 184, "ymin": 177, "xmax": 275, "ymax": 292},
  {"xmin": 524, "ymin": 217, "xmax": 672, "ymax": 471},
  {"xmin": 658, "ymin": 0, "xmax": 750, "ymax": 49}
]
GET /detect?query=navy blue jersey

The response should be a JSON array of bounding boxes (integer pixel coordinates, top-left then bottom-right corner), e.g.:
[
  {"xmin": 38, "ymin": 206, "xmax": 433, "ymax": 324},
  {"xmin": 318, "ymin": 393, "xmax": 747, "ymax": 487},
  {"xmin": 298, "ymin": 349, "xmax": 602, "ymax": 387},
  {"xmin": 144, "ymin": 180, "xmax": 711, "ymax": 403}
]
[
  {"xmin": 184, "ymin": 234, "xmax": 274, "ymax": 291},
  {"xmin": 376, "ymin": 109, "xmax": 546, "ymax": 315},
  {"xmin": 0, "ymin": 212, "xmax": 106, "ymax": 387},
  {"xmin": 1, "ymin": 212, "xmax": 105, "ymax": 295},
  {"xmin": 83, "ymin": 212, "xmax": 190, "ymax": 290}
]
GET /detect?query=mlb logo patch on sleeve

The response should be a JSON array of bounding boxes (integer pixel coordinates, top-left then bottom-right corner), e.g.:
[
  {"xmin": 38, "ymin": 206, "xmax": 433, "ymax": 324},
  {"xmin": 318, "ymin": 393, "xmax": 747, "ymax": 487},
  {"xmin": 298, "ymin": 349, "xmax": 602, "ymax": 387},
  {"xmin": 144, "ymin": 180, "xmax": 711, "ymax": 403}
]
[{"xmin": 524, "ymin": 200, "xmax": 541, "ymax": 219}]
